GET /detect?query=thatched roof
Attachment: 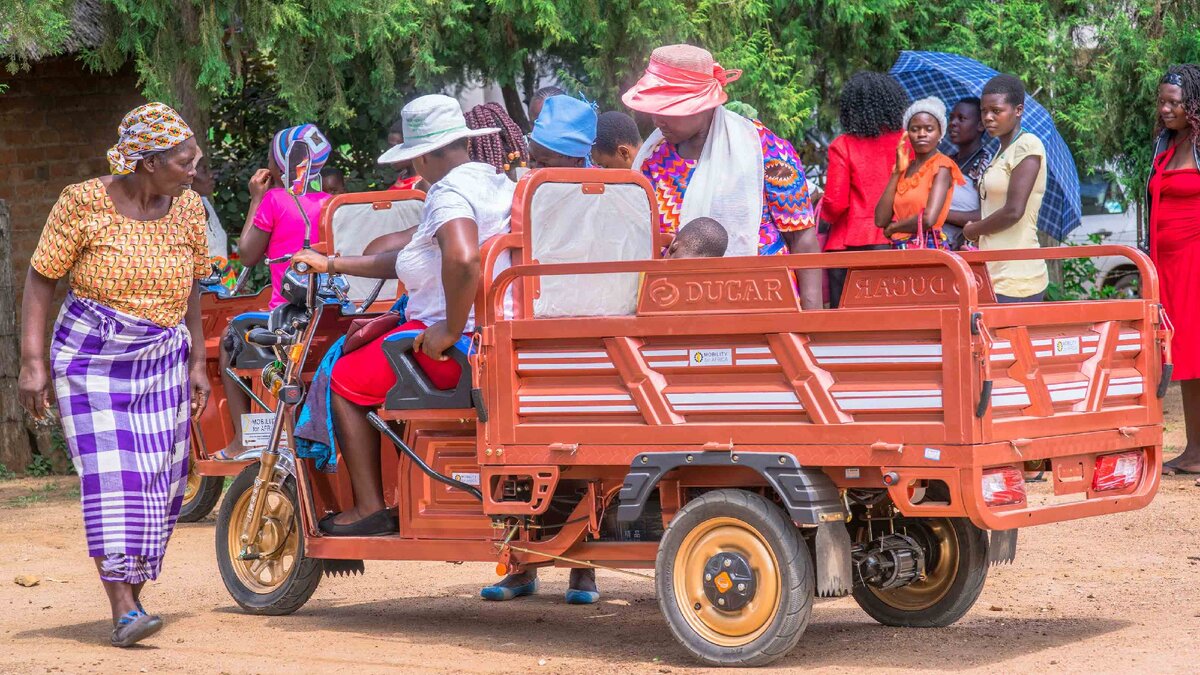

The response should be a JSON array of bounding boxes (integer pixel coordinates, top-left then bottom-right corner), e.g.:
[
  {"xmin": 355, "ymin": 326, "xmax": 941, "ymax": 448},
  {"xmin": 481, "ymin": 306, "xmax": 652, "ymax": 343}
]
[{"xmin": 4, "ymin": 0, "xmax": 109, "ymax": 61}]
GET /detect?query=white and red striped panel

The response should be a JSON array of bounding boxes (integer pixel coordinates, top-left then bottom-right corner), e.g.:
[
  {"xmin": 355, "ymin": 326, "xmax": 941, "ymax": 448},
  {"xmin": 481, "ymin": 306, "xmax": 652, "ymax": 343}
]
[{"xmin": 511, "ymin": 328, "xmax": 1148, "ymax": 419}]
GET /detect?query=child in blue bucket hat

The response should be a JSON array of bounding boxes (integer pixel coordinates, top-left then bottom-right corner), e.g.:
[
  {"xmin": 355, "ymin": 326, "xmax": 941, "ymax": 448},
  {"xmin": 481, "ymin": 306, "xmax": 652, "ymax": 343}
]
[{"xmin": 527, "ymin": 95, "xmax": 598, "ymax": 169}]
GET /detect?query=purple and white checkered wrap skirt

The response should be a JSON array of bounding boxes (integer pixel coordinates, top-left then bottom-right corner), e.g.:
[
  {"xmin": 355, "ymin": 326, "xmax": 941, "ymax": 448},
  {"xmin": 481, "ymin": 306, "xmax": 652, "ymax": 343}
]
[{"xmin": 51, "ymin": 294, "xmax": 191, "ymax": 584}]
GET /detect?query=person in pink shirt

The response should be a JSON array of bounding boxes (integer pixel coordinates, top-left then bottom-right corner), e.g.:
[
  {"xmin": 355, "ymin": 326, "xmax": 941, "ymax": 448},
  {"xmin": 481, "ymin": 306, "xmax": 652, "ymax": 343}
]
[
  {"xmin": 236, "ymin": 124, "xmax": 332, "ymax": 308},
  {"xmin": 820, "ymin": 72, "xmax": 910, "ymax": 307},
  {"xmin": 215, "ymin": 124, "xmax": 332, "ymax": 459}
]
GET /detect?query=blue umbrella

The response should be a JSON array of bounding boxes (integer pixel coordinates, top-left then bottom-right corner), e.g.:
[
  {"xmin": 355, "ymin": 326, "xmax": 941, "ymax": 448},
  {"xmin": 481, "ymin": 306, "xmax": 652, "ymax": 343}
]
[{"xmin": 889, "ymin": 50, "xmax": 1082, "ymax": 241}]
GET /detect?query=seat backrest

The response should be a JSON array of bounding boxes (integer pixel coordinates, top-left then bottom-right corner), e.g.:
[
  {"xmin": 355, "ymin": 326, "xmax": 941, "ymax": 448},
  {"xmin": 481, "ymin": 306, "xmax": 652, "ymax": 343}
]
[
  {"xmin": 317, "ymin": 190, "xmax": 425, "ymax": 303},
  {"xmin": 510, "ymin": 169, "xmax": 658, "ymax": 318}
]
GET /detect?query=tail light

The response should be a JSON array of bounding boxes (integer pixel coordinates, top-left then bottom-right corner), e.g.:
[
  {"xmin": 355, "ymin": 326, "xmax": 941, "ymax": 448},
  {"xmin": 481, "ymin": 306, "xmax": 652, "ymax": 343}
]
[
  {"xmin": 1092, "ymin": 451, "xmax": 1144, "ymax": 492},
  {"xmin": 981, "ymin": 466, "xmax": 1026, "ymax": 507}
]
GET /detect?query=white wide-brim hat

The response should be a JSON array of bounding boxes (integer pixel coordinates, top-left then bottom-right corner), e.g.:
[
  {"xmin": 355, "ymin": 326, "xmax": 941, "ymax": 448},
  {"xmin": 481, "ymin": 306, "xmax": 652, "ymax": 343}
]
[{"xmin": 378, "ymin": 94, "xmax": 499, "ymax": 164}]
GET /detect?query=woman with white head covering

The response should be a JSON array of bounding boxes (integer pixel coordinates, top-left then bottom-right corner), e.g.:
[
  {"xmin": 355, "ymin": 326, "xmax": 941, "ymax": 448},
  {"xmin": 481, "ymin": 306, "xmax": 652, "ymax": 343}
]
[
  {"xmin": 622, "ymin": 44, "xmax": 823, "ymax": 308},
  {"xmin": 19, "ymin": 102, "xmax": 210, "ymax": 647},
  {"xmin": 873, "ymin": 96, "xmax": 965, "ymax": 249}
]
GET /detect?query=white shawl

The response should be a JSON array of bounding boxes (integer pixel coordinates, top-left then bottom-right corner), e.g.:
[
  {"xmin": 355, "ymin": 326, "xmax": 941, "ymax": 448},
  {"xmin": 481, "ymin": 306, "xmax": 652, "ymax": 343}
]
[{"xmin": 634, "ymin": 106, "xmax": 764, "ymax": 256}]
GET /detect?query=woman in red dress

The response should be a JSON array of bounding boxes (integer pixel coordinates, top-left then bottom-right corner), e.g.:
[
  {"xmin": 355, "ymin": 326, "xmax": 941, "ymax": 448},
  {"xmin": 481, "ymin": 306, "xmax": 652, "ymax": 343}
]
[{"xmin": 1151, "ymin": 65, "xmax": 1200, "ymax": 479}]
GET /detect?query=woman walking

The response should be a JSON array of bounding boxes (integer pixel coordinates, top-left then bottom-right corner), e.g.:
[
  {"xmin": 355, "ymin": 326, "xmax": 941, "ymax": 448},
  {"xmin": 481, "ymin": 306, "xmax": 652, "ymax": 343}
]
[
  {"xmin": 1149, "ymin": 65, "xmax": 1200, "ymax": 479},
  {"xmin": 18, "ymin": 103, "xmax": 210, "ymax": 647}
]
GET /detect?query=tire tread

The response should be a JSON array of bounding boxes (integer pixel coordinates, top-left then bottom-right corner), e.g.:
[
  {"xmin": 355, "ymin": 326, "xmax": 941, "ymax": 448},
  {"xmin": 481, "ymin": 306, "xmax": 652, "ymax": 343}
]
[
  {"xmin": 215, "ymin": 464, "xmax": 322, "ymax": 616},
  {"xmin": 655, "ymin": 489, "xmax": 812, "ymax": 667}
]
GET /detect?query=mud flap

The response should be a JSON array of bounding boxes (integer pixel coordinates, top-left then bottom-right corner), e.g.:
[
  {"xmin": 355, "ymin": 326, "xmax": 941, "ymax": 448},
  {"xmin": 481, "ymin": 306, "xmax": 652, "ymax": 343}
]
[
  {"xmin": 322, "ymin": 559, "xmax": 365, "ymax": 577},
  {"xmin": 814, "ymin": 521, "xmax": 852, "ymax": 597},
  {"xmin": 988, "ymin": 529, "xmax": 1018, "ymax": 566}
]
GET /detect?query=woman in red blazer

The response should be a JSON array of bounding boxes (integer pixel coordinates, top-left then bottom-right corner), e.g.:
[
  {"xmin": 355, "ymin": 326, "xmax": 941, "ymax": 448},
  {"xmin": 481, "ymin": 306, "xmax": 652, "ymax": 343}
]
[{"xmin": 820, "ymin": 71, "xmax": 910, "ymax": 307}]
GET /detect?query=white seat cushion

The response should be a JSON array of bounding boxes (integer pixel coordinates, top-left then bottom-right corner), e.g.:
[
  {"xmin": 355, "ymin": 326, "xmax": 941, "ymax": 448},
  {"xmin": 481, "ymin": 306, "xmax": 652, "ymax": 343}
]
[
  {"xmin": 330, "ymin": 198, "xmax": 424, "ymax": 303},
  {"xmin": 529, "ymin": 182, "xmax": 653, "ymax": 317}
]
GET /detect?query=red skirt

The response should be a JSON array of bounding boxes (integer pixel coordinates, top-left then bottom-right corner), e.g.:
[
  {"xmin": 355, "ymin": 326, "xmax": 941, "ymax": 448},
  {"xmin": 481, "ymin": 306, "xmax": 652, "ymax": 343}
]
[{"xmin": 330, "ymin": 320, "xmax": 463, "ymax": 406}]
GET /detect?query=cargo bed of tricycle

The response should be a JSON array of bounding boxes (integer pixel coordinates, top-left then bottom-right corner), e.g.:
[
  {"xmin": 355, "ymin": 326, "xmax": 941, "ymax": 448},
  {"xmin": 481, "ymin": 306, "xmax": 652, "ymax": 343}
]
[{"xmin": 215, "ymin": 168, "xmax": 1167, "ymax": 668}]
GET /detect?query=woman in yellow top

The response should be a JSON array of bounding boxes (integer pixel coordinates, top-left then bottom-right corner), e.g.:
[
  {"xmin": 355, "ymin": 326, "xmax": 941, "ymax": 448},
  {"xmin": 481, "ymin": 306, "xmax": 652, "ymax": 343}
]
[
  {"xmin": 875, "ymin": 97, "xmax": 965, "ymax": 248},
  {"xmin": 17, "ymin": 103, "xmax": 210, "ymax": 648},
  {"xmin": 964, "ymin": 74, "xmax": 1049, "ymax": 302}
]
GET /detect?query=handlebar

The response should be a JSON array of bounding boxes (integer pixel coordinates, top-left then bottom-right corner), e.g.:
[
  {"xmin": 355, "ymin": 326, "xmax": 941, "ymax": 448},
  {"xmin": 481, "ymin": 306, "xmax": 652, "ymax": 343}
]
[{"xmin": 246, "ymin": 327, "xmax": 288, "ymax": 347}]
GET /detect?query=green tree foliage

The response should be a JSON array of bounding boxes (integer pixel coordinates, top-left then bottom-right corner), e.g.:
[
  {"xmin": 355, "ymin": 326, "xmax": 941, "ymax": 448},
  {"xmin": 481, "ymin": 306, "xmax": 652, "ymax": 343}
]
[{"xmin": 4, "ymin": 1, "xmax": 1199, "ymax": 197}]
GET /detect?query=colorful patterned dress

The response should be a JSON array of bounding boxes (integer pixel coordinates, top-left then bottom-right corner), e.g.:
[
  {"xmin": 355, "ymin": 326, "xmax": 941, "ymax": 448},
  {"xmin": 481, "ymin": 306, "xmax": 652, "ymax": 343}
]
[
  {"xmin": 30, "ymin": 178, "xmax": 208, "ymax": 584},
  {"xmin": 640, "ymin": 120, "xmax": 816, "ymax": 254}
]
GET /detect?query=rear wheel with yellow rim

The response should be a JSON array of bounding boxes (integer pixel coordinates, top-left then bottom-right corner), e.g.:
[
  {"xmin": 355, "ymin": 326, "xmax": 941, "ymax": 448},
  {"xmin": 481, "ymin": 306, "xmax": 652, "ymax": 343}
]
[
  {"xmin": 216, "ymin": 463, "xmax": 322, "ymax": 614},
  {"xmin": 851, "ymin": 517, "xmax": 989, "ymax": 627},
  {"xmin": 178, "ymin": 459, "xmax": 223, "ymax": 523},
  {"xmin": 655, "ymin": 489, "xmax": 812, "ymax": 667}
]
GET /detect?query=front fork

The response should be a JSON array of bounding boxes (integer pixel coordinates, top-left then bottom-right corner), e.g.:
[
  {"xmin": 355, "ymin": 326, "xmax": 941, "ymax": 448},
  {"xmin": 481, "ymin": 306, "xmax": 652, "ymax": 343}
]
[
  {"xmin": 239, "ymin": 400, "xmax": 290, "ymax": 559},
  {"xmin": 238, "ymin": 300, "xmax": 325, "ymax": 559}
]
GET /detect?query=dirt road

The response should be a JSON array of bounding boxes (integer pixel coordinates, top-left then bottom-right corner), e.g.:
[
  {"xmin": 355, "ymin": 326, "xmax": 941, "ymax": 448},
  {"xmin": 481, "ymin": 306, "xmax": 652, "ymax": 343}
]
[{"xmin": 2, "ymin": 389, "xmax": 1198, "ymax": 674}]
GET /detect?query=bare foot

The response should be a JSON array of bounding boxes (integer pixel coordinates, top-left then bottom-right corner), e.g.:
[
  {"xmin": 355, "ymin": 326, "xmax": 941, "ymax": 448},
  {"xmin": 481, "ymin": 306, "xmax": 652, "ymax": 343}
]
[{"xmin": 1164, "ymin": 445, "xmax": 1200, "ymax": 474}]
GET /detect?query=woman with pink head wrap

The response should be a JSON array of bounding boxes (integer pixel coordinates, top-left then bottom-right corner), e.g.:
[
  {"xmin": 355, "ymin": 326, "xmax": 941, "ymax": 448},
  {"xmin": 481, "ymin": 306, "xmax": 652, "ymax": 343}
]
[{"xmin": 623, "ymin": 44, "xmax": 823, "ymax": 308}]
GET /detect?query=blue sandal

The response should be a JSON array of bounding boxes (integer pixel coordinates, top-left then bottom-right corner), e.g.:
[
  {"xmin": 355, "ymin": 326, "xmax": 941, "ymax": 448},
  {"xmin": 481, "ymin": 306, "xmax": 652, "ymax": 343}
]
[
  {"xmin": 110, "ymin": 610, "xmax": 163, "ymax": 648},
  {"xmin": 564, "ymin": 588, "xmax": 600, "ymax": 605},
  {"xmin": 480, "ymin": 577, "xmax": 538, "ymax": 601}
]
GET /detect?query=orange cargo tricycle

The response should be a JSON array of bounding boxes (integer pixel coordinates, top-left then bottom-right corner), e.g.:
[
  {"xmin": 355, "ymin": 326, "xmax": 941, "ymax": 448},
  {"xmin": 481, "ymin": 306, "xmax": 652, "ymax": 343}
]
[
  {"xmin": 181, "ymin": 190, "xmax": 426, "ymax": 521},
  {"xmin": 214, "ymin": 169, "xmax": 1167, "ymax": 667}
]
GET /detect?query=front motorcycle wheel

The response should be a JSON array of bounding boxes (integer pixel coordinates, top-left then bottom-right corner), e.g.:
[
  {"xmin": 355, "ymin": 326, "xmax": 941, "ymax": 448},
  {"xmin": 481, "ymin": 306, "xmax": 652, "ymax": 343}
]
[{"xmin": 215, "ymin": 462, "xmax": 323, "ymax": 615}]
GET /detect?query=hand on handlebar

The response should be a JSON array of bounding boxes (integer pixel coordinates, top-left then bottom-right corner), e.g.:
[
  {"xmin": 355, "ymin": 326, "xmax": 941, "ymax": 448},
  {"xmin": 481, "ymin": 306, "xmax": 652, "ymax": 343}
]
[
  {"xmin": 413, "ymin": 321, "xmax": 457, "ymax": 362},
  {"xmin": 290, "ymin": 249, "xmax": 329, "ymax": 274}
]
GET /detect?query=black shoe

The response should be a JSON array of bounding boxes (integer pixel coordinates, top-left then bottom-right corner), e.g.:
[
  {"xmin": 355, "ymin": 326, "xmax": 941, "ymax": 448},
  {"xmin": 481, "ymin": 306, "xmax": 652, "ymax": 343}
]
[{"xmin": 318, "ymin": 509, "xmax": 398, "ymax": 536}]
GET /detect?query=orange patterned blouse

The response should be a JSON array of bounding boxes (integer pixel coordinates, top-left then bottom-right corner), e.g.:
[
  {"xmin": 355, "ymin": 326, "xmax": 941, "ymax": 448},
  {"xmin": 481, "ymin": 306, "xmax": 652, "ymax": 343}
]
[{"xmin": 30, "ymin": 178, "xmax": 209, "ymax": 327}]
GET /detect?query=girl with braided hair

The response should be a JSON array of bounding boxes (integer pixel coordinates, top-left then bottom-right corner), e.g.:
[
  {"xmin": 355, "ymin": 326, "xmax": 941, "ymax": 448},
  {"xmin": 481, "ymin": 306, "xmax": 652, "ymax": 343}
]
[
  {"xmin": 1151, "ymin": 64, "xmax": 1200, "ymax": 478},
  {"xmin": 463, "ymin": 102, "xmax": 529, "ymax": 178}
]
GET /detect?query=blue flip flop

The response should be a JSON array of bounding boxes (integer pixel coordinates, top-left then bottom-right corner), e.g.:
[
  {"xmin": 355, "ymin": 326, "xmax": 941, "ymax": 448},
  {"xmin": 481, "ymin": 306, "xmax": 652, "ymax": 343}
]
[
  {"xmin": 480, "ymin": 578, "xmax": 538, "ymax": 601},
  {"xmin": 110, "ymin": 610, "xmax": 163, "ymax": 648},
  {"xmin": 564, "ymin": 588, "xmax": 600, "ymax": 605}
]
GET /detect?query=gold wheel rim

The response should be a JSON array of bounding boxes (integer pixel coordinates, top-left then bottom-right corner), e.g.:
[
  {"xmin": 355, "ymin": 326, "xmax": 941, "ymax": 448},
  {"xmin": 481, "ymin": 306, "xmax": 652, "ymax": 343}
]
[
  {"xmin": 226, "ymin": 483, "xmax": 299, "ymax": 593},
  {"xmin": 672, "ymin": 517, "xmax": 781, "ymax": 648},
  {"xmin": 184, "ymin": 461, "xmax": 201, "ymax": 504},
  {"xmin": 867, "ymin": 519, "xmax": 959, "ymax": 611}
]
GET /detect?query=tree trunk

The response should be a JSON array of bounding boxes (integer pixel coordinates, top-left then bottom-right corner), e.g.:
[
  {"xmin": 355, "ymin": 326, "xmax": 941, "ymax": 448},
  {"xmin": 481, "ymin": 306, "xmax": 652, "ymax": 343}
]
[
  {"xmin": 501, "ymin": 80, "xmax": 531, "ymax": 133},
  {"xmin": 0, "ymin": 201, "xmax": 36, "ymax": 474},
  {"xmin": 171, "ymin": 2, "xmax": 210, "ymax": 149}
]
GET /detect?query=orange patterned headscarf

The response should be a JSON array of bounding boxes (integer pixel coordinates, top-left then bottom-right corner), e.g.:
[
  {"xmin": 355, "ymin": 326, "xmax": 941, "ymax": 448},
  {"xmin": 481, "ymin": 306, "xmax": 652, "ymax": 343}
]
[{"xmin": 106, "ymin": 103, "xmax": 194, "ymax": 175}]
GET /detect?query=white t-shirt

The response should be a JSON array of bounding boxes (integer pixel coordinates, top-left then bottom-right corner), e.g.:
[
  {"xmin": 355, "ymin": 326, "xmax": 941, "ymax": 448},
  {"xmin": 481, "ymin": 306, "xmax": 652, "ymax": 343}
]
[
  {"xmin": 201, "ymin": 196, "xmax": 229, "ymax": 259},
  {"xmin": 395, "ymin": 162, "xmax": 515, "ymax": 329}
]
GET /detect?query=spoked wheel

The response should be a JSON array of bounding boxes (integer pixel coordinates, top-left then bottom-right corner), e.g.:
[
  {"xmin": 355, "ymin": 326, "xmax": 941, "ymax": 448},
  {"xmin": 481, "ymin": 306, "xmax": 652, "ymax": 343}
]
[
  {"xmin": 656, "ymin": 489, "xmax": 812, "ymax": 667},
  {"xmin": 852, "ymin": 517, "xmax": 989, "ymax": 627},
  {"xmin": 216, "ymin": 463, "xmax": 322, "ymax": 614},
  {"xmin": 178, "ymin": 458, "xmax": 223, "ymax": 523}
]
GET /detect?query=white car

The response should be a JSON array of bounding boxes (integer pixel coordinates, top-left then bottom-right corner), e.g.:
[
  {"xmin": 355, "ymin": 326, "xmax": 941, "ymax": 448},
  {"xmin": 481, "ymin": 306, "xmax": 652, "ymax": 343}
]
[{"xmin": 1066, "ymin": 172, "xmax": 1141, "ymax": 297}]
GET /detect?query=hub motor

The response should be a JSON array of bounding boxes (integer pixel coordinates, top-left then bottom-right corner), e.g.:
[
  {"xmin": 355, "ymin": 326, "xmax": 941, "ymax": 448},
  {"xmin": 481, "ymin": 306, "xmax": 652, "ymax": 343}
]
[
  {"xmin": 854, "ymin": 533, "xmax": 926, "ymax": 590},
  {"xmin": 702, "ymin": 551, "xmax": 757, "ymax": 612}
]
